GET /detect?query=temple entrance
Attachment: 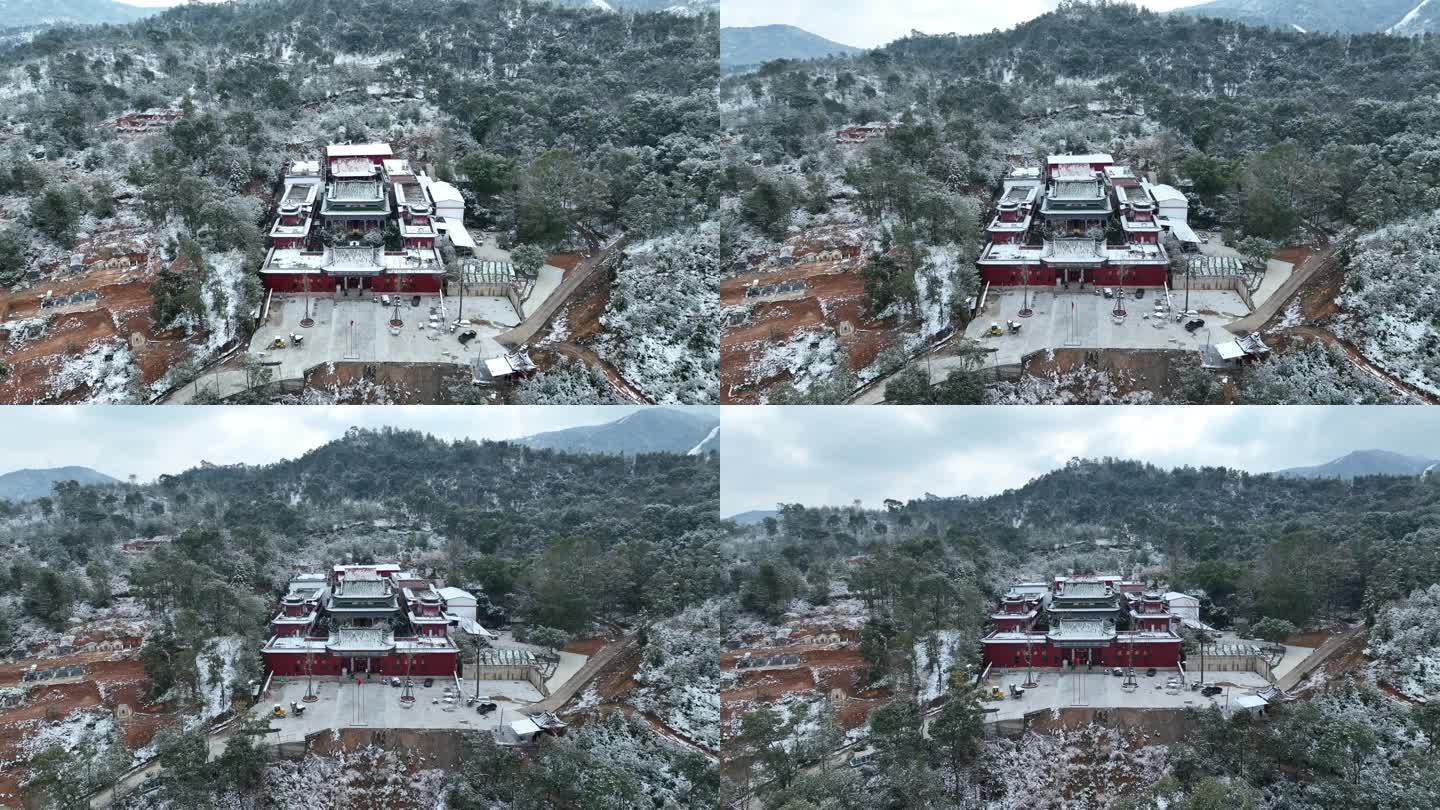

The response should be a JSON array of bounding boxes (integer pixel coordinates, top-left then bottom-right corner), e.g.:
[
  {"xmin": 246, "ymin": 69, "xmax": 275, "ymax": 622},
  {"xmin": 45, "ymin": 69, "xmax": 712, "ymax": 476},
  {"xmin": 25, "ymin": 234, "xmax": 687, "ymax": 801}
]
[{"xmin": 337, "ymin": 276, "xmax": 367, "ymax": 295}]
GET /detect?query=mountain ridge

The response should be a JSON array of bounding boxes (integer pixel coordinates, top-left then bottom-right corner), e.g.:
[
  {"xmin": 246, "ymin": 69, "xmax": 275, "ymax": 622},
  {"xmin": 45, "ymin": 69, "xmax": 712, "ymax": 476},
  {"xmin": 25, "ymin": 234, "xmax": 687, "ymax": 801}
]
[
  {"xmin": 0, "ymin": 466, "xmax": 120, "ymax": 501},
  {"xmin": 1176, "ymin": 0, "xmax": 1439, "ymax": 35},
  {"xmin": 516, "ymin": 408, "xmax": 719, "ymax": 455},
  {"xmin": 1272, "ymin": 449, "xmax": 1440, "ymax": 479},
  {"xmin": 0, "ymin": 0, "xmax": 158, "ymax": 29},
  {"xmin": 721, "ymin": 24, "xmax": 861, "ymax": 72}
]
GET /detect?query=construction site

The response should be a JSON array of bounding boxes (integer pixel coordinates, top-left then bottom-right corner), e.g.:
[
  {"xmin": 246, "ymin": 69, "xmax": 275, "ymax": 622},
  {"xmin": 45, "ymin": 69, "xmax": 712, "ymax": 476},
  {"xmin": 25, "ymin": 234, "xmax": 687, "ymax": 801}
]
[
  {"xmin": 0, "ymin": 602, "xmax": 164, "ymax": 807},
  {"xmin": 720, "ymin": 221, "xmax": 897, "ymax": 404},
  {"xmin": 0, "ymin": 230, "xmax": 203, "ymax": 404}
]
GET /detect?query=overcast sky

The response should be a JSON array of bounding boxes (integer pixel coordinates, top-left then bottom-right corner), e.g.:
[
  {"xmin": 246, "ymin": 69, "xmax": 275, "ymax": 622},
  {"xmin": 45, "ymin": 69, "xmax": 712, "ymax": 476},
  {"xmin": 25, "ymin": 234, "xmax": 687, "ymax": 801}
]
[
  {"xmin": 0, "ymin": 406, "xmax": 668, "ymax": 482},
  {"xmin": 723, "ymin": 0, "xmax": 1199, "ymax": 49},
  {"xmin": 720, "ymin": 407, "xmax": 1440, "ymax": 516}
]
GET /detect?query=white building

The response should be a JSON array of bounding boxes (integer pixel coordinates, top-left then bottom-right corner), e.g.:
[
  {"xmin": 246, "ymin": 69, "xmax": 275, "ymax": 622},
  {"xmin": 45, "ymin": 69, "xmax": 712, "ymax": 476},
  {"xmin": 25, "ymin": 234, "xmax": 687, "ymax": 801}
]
[
  {"xmin": 424, "ymin": 178, "xmax": 476, "ymax": 252},
  {"xmin": 438, "ymin": 586, "xmax": 477, "ymax": 622},
  {"xmin": 1232, "ymin": 693, "xmax": 1268, "ymax": 717},
  {"xmin": 1147, "ymin": 183, "xmax": 1189, "ymax": 223},
  {"xmin": 1164, "ymin": 592, "xmax": 1201, "ymax": 623}
]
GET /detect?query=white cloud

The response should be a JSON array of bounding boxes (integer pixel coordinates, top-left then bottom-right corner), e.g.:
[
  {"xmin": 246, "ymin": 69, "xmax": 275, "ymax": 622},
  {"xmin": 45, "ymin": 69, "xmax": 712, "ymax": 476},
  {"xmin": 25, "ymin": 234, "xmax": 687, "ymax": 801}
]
[
  {"xmin": 0, "ymin": 406, "xmax": 669, "ymax": 483},
  {"xmin": 720, "ymin": 406, "xmax": 1440, "ymax": 516},
  {"xmin": 723, "ymin": 0, "xmax": 1200, "ymax": 49}
]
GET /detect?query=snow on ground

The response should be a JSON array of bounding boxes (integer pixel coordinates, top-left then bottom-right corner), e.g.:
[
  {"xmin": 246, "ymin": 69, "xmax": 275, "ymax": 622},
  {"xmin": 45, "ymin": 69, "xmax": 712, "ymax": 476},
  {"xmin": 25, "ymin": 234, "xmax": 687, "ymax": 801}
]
[
  {"xmin": 913, "ymin": 629, "xmax": 966, "ymax": 705},
  {"xmin": 198, "ymin": 249, "xmax": 252, "ymax": 355},
  {"xmin": 195, "ymin": 636, "xmax": 245, "ymax": 722},
  {"xmin": 20, "ymin": 709, "xmax": 117, "ymax": 759},
  {"xmin": 537, "ymin": 311, "xmax": 568, "ymax": 346},
  {"xmin": 985, "ymin": 363, "xmax": 1155, "ymax": 405},
  {"xmin": 46, "ymin": 339, "xmax": 140, "ymax": 403},
  {"xmin": 1367, "ymin": 584, "xmax": 1440, "ymax": 701},
  {"xmin": 750, "ymin": 328, "xmax": 842, "ymax": 392},
  {"xmin": 1337, "ymin": 210, "xmax": 1440, "ymax": 396},
  {"xmin": 597, "ymin": 223, "xmax": 717, "ymax": 404},
  {"xmin": 0, "ymin": 315, "xmax": 48, "ymax": 350},
  {"xmin": 986, "ymin": 725, "xmax": 1170, "ymax": 810},
  {"xmin": 632, "ymin": 603, "xmax": 720, "ymax": 749},
  {"xmin": 917, "ymin": 245, "xmax": 960, "ymax": 340},
  {"xmin": 559, "ymin": 715, "xmax": 711, "ymax": 806},
  {"xmin": 686, "ymin": 425, "xmax": 718, "ymax": 456},
  {"xmin": 262, "ymin": 743, "xmax": 450, "ymax": 810}
]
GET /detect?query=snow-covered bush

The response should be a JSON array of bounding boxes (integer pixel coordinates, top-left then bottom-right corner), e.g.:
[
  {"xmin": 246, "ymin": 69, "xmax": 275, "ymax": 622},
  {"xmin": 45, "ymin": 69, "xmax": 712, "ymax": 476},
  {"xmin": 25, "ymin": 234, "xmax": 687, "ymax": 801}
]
[
  {"xmin": 598, "ymin": 222, "xmax": 718, "ymax": 404},
  {"xmin": 1368, "ymin": 584, "xmax": 1440, "ymax": 701},
  {"xmin": 1337, "ymin": 211, "xmax": 1440, "ymax": 396},
  {"xmin": 632, "ymin": 602, "xmax": 721, "ymax": 749}
]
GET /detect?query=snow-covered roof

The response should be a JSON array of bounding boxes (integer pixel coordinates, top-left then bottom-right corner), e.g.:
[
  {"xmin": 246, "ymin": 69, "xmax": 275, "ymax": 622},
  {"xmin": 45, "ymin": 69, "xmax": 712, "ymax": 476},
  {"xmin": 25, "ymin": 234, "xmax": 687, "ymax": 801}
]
[
  {"xmin": 1164, "ymin": 592, "xmax": 1198, "ymax": 603},
  {"xmin": 1147, "ymin": 183, "xmax": 1188, "ymax": 204},
  {"xmin": 382, "ymin": 159, "xmax": 414, "ymax": 177},
  {"xmin": 266, "ymin": 636, "xmax": 327, "ymax": 652},
  {"xmin": 1042, "ymin": 240, "xmax": 1107, "ymax": 263},
  {"xmin": 1056, "ymin": 581, "xmax": 1110, "ymax": 598},
  {"xmin": 1050, "ymin": 180, "xmax": 1107, "ymax": 201},
  {"xmin": 262, "ymin": 246, "xmax": 445, "ymax": 274},
  {"xmin": 427, "ymin": 180, "xmax": 464, "ymax": 204},
  {"xmin": 1234, "ymin": 694, "xmax": 1268, "ymax": 710},
  {"xmin": 329, "ymin": 157, "xmax": 379, "ymax": 177},
  {"xmin": 485, "ymin": 357, "xmax": 515, "ymax": 377},
  {"xmin": 1047, "ymin": 153, "xmax": 1113, "ymax": 164},
  {"xmin": 448, "ymin": 614, "xmax": 496, "ymax": 639},
  {"xmin": 327, "ymin": 143, "xmax": 393, "ymax": 159},
  {"xmin": 1163, "ymin": 219, "xmax": 1200, "ymax": 243},
  {"xmin": 437, "ymin": 218, "xmax": 476, "ymax": 248},
  {"xmin": 288, "ymin": 160, "xmax": 321, "ymax": 177},
  {"xmin": 327, "ymin": 628, "xmax": 394, "ymax": 652},
  {"xmin": 437, "ymin": 587, "xmax": 476, "ymax": 604},
  {"xmin": 1106, "ymin": 243, "xmax": 1168, "ymax": 264},
  {"xmin": 1049, "ymin": 619, "xmax": 1116, "ymax": 641},
  {"xmin": 510, "ymin": 718, "xmax": 542, "ymax": 736},
  {"xmin": 327, "ymin": 180, "xmax": 385, "ymax": 202},
  {"xmin": 978, "ymin": 242, "xmax": 1043, "ymax": 264}
]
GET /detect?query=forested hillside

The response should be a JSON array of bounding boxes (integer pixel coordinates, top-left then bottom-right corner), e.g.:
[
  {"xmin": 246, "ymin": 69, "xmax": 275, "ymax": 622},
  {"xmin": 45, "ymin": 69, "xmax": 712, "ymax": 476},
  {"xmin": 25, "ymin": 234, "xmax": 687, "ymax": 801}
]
[
  {"xmin": 720, "ymin": 0, "xmax": 1440, "ymax": 403},
  {"xmin": 721, "ymin": 25, "xmax": 861, "ymax": 72},
  {"xmin": 0, "ymin": 427, "xmax": 721, "ymax": 805},
  {"xmin": 0, "ymin": 0, "xmax": 718, "ymax": 403},
  {"xmin": 724, "ymin": 457, "xmax": 1440, "ymax": 809},
  {"xmin": 0, "ymin": 0, "xmax": 155, "ymax": 30},
  {"xmin": 1177, "ymin": 0, "xmax": 1435, "ymax": 35}
]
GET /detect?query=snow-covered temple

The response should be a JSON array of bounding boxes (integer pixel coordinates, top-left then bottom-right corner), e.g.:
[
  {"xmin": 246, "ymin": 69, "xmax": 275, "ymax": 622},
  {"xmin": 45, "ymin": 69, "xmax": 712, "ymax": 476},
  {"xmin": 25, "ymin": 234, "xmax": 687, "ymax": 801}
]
[
  {"xmin": 258, "ymin": 143, "xmax": 454, "ymax": 294},
  {"xmin": 976, "ymin": 154, "xmax": 1174, "ymax": 288},
  {"xmin": 261, "ymin": 564, "xmax": 469, "ymax": 677},
  {"xmin": 980, "ymin": 576, "xmax": 1185, "ymax": 670}
]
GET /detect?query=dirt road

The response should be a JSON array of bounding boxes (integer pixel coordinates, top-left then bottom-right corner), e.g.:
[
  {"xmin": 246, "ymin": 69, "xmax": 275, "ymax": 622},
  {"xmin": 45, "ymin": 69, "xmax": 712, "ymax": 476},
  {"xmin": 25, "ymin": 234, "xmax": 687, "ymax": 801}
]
[
  {"xmin": 526, "ymin": 631, "xmax": 640, "ymax": 716},
  {"xmin": 497, "ymin": 237, "xmax": 627, "ymax": 350},
  {"xmin": 549, "ymin": 342, "xmax": 652, "ymax": 404}
]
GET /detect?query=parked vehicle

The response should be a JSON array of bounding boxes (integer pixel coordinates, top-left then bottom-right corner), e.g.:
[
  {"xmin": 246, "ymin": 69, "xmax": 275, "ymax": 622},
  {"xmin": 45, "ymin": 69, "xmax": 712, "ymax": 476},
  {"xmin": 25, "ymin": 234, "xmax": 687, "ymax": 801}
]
[
  {"xmin": 457, "ymin": 329, "xmax": 477, "ymax": 345},
  {"xmin": 1110, "ymin": 667, "xmax": 1124, "ymax": 676},
  {"xmin": 423, "ymin": 678, "xmax": 434, "ymax": 688},
  {"xmin": 1145, "ymin": 667, "xmax": 1157, "ymax": 677},
  {"xmin": 476, "ymin": 702, "xmax": 498, "ymax": 715},
  {"xmin": 1185, "ymin": 318, "xmax": 1206, "ymax": 332}
]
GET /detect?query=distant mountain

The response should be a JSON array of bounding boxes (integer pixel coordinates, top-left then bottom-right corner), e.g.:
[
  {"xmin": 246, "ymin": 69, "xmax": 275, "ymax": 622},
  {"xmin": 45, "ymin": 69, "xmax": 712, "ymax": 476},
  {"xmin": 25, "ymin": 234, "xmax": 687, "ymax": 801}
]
[
  {"xmin": 1273, "ymin": 450, "xmax": 1440, "ymax": 479},
  {"xmin": 1175, "ymin": 0, "xmax": 1438, "ymax": 35},
  {"xmin": 548, "ymin": 0, "xmax": 717, "ymax": 15},
  {"xmin": 517, "ymin": 409, "xmax": 719, "ymax": 456},
  {"xmin": 0, "ymin": 466, "xmax": 119, "ymax": 500},
  {"xmin": 0, "ymin": 0, "xmax": 158, "ymax": 29},
  {"xmin": 720, "ymin": 25, "xmax": 861, "ymax": 72},
  {"xmin": 726, "ymin": 509, "xmax": 777, "ymax": 526}
]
